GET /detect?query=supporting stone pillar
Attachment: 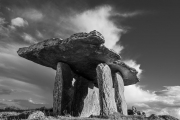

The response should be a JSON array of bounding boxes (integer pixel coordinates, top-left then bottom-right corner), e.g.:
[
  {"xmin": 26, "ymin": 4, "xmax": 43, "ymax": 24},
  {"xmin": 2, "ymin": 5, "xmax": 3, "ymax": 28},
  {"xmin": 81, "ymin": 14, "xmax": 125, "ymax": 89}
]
[
  {"xmin": 96, "ymin": 63, "xmax": 117, "ymax": 116},
  {"xmin": 71, "ymin": 75, "xmax": 100, "ymax": 117},
  {"xmin": 112, "ymin": 72, "xmax": 127, "ymax": 115},
  {"xmin": 53, "ymin": 62, "xmax": 74, "ymax": 116},
  {"xmin": 71, "ymin": 76, "xmax": 89, "ymax": 116}
]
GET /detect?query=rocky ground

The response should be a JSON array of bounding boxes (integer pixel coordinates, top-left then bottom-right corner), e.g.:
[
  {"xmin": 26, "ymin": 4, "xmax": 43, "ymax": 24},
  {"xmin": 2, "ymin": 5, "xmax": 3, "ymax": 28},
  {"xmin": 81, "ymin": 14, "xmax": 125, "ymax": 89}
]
[{"xmin": 0, "ymin": 110, "xmax": 179, "ymax": 120}]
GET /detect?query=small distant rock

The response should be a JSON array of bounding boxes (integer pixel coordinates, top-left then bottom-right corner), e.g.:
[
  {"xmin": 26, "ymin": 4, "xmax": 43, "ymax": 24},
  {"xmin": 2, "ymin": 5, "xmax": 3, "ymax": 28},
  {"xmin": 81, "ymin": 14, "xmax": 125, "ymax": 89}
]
[
  {"xmin": 128, "ymin": 106, "xmax": 146, "ymax": 117},
  {"xmin": 148, "ymin": 114, "xmax": 160, "ymax": 120},
  {"xmin": 159, "ymin": 115, "xmax": 179, "ymax": 120},
  {"xmin": 28, "ymin": 111, "xmax": 47, "ymax": 120}
]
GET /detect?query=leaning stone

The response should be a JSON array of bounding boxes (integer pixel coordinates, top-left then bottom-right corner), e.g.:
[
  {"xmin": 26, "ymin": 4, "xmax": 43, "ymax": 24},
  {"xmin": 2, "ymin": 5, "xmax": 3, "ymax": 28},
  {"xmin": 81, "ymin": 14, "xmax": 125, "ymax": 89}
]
[
  {"xmin": 71, "ymin": 75, "xmax": 100, "ymax": 117},
  {"xmin": 112, "ymin": 72, "xmax": 127, "ymax": 115},
  {"xmin": 96, "ymin": 63, "xmax": 117, "ymax": 116},
  {"xmin": 53, "ymin": 62, "xmax": 74, "ymax": 115}
]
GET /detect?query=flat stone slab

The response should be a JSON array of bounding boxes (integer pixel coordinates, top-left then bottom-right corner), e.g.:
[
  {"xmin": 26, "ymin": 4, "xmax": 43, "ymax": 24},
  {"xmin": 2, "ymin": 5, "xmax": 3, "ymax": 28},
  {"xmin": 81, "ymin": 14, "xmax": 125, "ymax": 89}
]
[
  {"xmin": 109, "ymin": 60, "xmax": 139, "ymax": 86},
  {"xmin": 17, "ymin": 30, "xmax": 139, "ymax": 86}
]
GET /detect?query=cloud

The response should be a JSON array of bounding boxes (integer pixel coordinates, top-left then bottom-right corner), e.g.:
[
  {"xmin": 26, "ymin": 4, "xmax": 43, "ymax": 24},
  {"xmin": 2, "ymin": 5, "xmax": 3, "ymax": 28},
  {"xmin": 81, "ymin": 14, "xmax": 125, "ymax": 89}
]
[
  {"xmin": 36, "ymin": 30, "xmax": 44, "ymax": 38},
  {"xmin": 0, "ymin": 103, "xmax": 7, "ymax": 108},
  {"xmin": 0, "ymin": 18, "xmax": 10, "ymax": 37},
  {"xmin": 155, "ymin": 86, "xmax": 180, "ymax": 97},
  {"xmin": 0, "ymin": 17, "xmax": 34, "ymax": 47},
  {"xmin": 0, "ymin": 99, "xmax": 45, "ymax": 109},
  {"xmin": 67, "ymin": 5, "xmax": 143, "ymax": 77},
  {"xmin": 158, "ymin": 108, "xmax": 180, "ymax": 118},
  {"xmin": 28, "ymin": 98, "xmax": 44, "ymax": 104},
  {"xmin": 11, "ymin": 17, "xmax": 28, "ymax": 28},
  {"xmin": 155, "ymin": 86, "xmax": 180, "ymax": 106},
  {"xmin": 0, "ymin": 46, "xmax": 54, "ymax": 106},
  {"xmin": 0, "ymin": 77, "xmax": 43, "ymax": 98},
  {"xmin": 124, "ymin": 85, "xmax": 155, "ymax": 104},
  {"xmin": 123, "ymin": 60, "xmax": 142, "ymax": 78},
  {"xmin": 144, "ymin": 107, "xmax": 180, "ymax": 118},
  {"xmin": 0, "ymin": 18, "xmax": 6, "ymax": 25},
  {"xmin": 69, "ymin": 5, "xmax": 125, "ymax": 54},
  {"xmin": 12, "ymin": 99, "xmax": 45, "ymax": 109},
  {"xmin": 133, "ymin": 103, "xmax": 150, "ymax": 108},
  {"xmin": 0, "ymin": 76, "xmax": 52, "ymax": 107},
  {"xmin": 125, "ymin": 85, "xmax": 180, "ymax": 118},
  {"xmin": 0, "ymin": 99, "xmax": 22, "ymax": 108},
  {"xmin": 115, "ymin": 11, "xmax": 143, "ymax": 18},
  {"xmin": 21, "ymin": 9, "xmax": 44, "ymax": 21},
  {"xmin": 2, "ymin": 5, "xmax": 141, "ymax": 54},
  {"xmin": 0, "ymin": 88, "xmax": 12, "ymax": 95},
  {"xmin": 21, "ymin": 33, "xmax": 37, "ymax": 43}
]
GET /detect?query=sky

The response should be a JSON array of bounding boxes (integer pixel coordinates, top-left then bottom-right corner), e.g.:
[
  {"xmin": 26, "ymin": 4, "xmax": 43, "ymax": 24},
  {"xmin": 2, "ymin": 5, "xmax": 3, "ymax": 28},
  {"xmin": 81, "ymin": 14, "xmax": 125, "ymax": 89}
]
[{"xmin": 0, "ymin": 0, "xmax": 180, "ymax": 118}]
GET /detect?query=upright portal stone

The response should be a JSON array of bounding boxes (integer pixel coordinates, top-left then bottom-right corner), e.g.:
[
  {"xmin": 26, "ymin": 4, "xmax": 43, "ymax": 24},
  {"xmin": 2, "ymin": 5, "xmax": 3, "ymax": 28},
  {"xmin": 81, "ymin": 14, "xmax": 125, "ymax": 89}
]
[
  {"xmin": 112, "ymin": 72, "xmax": 127, "ymax": 115},
  {"xmin": 96, "ymin": 63, "xmax": 117, "ymax": 116},
  {"xmin": 53, "ymin": 62, "xmax": 74, "ymax": 115},
  {"xmin": 71, "ymin": 75, "xmax": 100, "ymax": 117}
]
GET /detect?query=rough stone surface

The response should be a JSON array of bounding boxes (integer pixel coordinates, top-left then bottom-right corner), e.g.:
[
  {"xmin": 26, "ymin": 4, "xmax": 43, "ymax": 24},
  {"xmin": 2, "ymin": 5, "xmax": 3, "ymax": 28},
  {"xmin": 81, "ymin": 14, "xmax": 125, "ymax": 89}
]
[
  {"xmin": 96, "ymin": 63, "xmax": 117, "ymax": 116},
  {"xmin": 112, "ymin": 72, "xmax": 127, "ymax": 115},
  {"xmin": 53, "ymin": 62, "xmax": 63, "ymax": 115},
  {"xmin": 53, "ymin": 62, "xmax": 74, "ymax": 115},
  {"xmin": 28, "ymin": 111, "xmax": 47, "ymax": 120},
  {"xmin": 17, "ymin": 30, "xmax": 139, "ymax": 86},
  {"xmin": 80, "ymin": 87, "xmax": 100, "ymax": 117},
  {"xmin": 148, "ymin": 114, "xmax": 160, "ymax": 119},
  {"xmin": 109, "ymin": 60, "xmax": 139, "ymax": 86},
  {"xmin": 71, "ymin": 75, "xmax": 100, "ymax": 117}
]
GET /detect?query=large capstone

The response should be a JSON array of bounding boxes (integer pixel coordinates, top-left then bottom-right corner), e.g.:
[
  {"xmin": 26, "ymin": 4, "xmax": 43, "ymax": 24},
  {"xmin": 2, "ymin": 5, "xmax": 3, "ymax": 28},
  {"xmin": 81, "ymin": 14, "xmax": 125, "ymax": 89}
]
[{"xmin": 17, "ymin": 30, "xmax": 139, "ymax": 86}]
